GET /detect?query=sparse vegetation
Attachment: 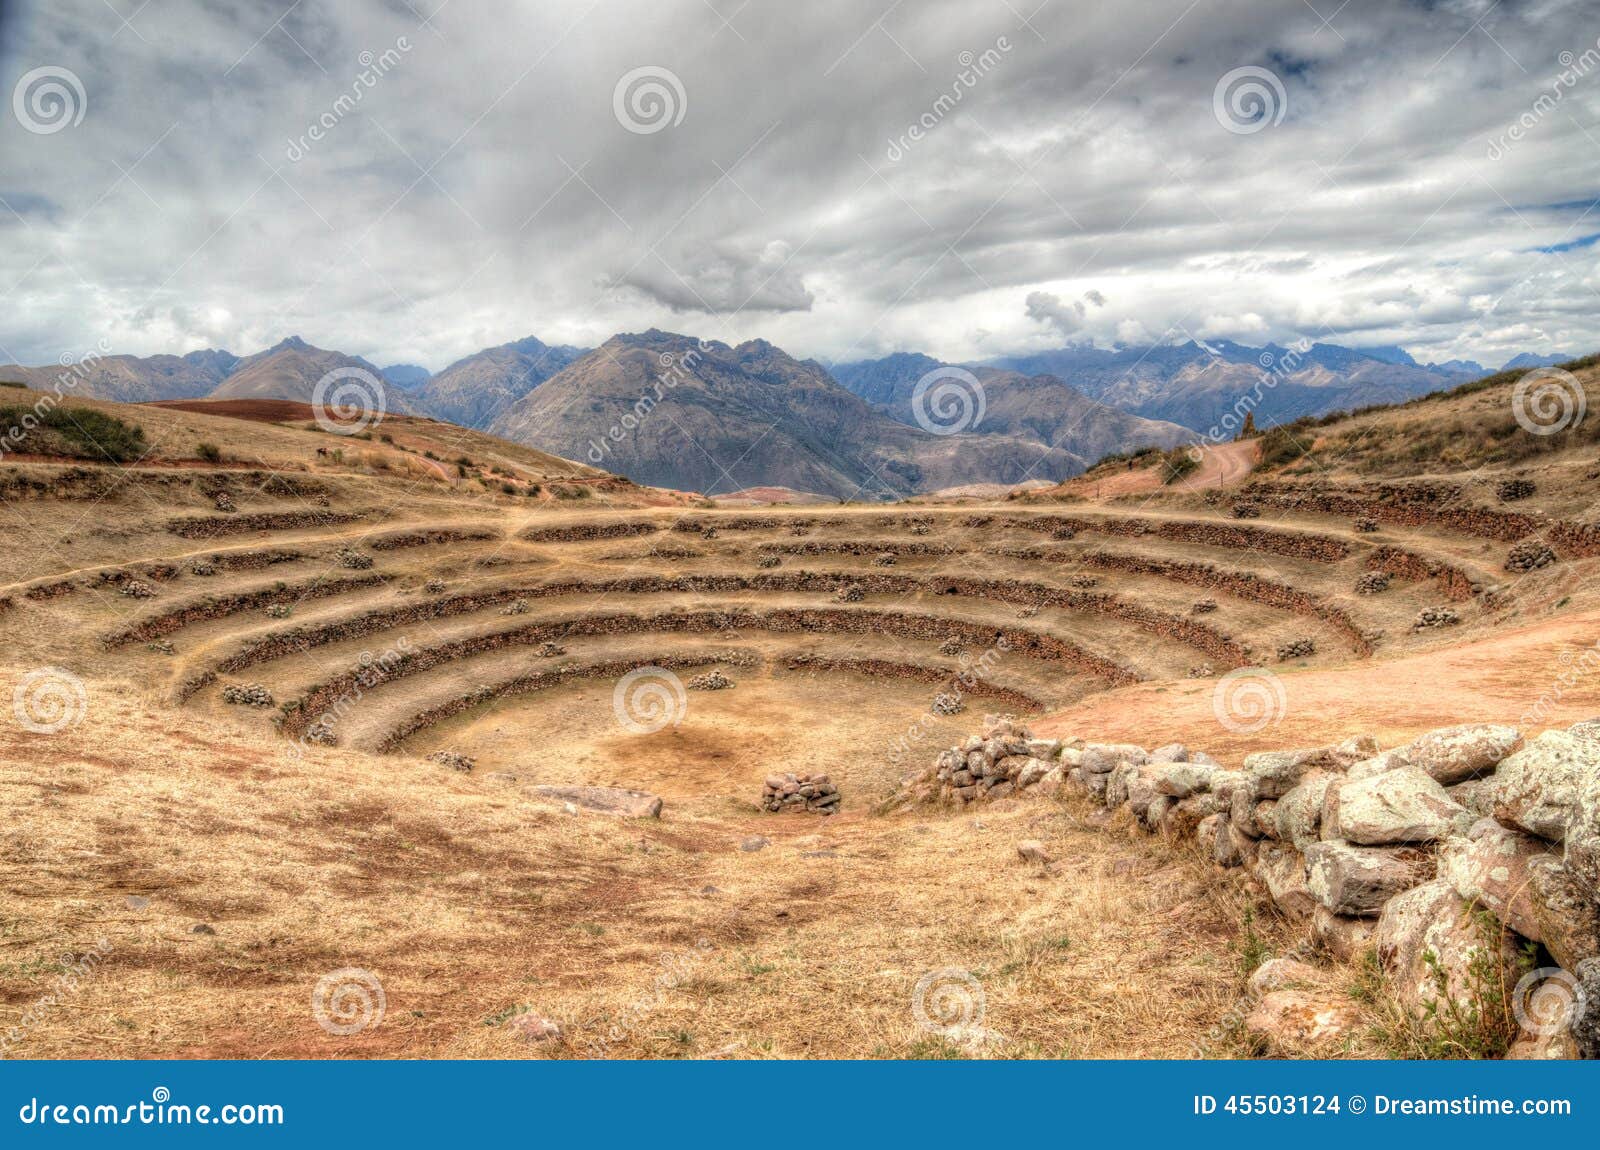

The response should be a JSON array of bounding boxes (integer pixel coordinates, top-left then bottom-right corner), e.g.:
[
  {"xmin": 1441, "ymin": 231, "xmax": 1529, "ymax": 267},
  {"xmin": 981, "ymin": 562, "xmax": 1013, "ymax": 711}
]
[{"xmin": 0, "ymin": 404, "xmax": 148, "ymax": 462}]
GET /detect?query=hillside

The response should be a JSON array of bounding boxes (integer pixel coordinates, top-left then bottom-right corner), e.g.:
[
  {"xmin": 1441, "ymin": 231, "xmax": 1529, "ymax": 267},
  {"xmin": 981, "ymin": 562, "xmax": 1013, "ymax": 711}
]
[
  {"xmin": 488, "ymin": 331, "xmax": 1182, "ymax": 498},
  {"xmin": 417, "ymin": 335, "xmax": 588, "ymax": 428},
  {"xmin": 839, "ymin": 341, "xmax": 1487, "ymax": 435},
  {"xmin": 206, "ymin": 336, "xmax": 419, "ymax": 415}
]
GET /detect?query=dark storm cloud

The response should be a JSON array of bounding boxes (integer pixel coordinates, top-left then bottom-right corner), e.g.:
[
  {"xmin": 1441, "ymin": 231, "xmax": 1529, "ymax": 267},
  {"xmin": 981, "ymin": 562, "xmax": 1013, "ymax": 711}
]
[{"xmin": 1, "ymin": 0, "xmax": 1597, "ymax": 372}]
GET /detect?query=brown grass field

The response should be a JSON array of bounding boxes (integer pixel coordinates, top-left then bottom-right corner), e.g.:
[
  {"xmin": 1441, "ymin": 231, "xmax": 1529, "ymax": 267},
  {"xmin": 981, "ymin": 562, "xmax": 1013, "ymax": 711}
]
[{"xmin": 4, "ymin": 367, "xmax": 1600, "ymax": 1060}]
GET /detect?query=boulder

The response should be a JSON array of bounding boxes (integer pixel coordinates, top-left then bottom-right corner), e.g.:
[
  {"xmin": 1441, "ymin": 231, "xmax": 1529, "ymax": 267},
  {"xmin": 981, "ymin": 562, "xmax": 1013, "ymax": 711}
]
[
  {"xmin": 1403, "ymin": 723, "xmax": 1523, "ymax": 785},
  {"xmin": 1252, "ymin": 799, "xmax": 1281, "ymax": 841},
  {"xmin": 1331, "ymin": 734, "xmax": 1381, "ymax": 766},
  {"xmin": 1126, "ymin": 767, "xmax": 1158, "ymax": 814},
  {"xmin": 1208, "ymin": 768, "xmax": 1246, "ymax": 805},
  {"xmin": 1248, "ymin": 957, "xmax": 1320, "ymax": 996},
  {"xmin": 1256, "ymin": 844, "xmax": 1316, "ymax": 920},
  {"xmin": 1243, "ymin": 746, "xmax": 1333, "ymax": 798},
  {"xmin": 1491, "ymin": 731, "xmax": 1598, "ymax": 841},
  {"xmin": 1562, "ymin": 765, "xmax": 1600, "ymax": 897},
  {"xmin": 1527, "ymin": 856, "xmax": 1600, "ymax": 972},
  {"xmin": 531, "ymin": 785, "xmax": 663, "ymax": 819},
  {"xmin": 1275, "ymin": 771, "xmax": 1337, "ymax": 852},
  {"xmin": 1036, "ymin": 766, "xmax": 1066, "ymax": 797},
  {"xmin": 1447, "ymin": 777, "xmax": 1498, "ymax": 818},
  {"xmin": 1226, "ymin": 820, "xmax": 1259, "ymax": 867},
  {"xmin": 1438, "ymin": 818, "xmax": 1551, "ymax": 940},
  {"xmin": 1243, "ymin": 991, "xmax": 1360, "ymax": 1053},
  {"xmin": 1161, "ymin": 794, "xmax": 1216, "ymax": 838},
  {"xmin": 1144, "ymin": 795, "xmax": 1174, "ymax": 830},
  {"xmin": 1151, "ymin": 742, "xmax": 1189, "ymax": 762},
  {"xmin": 1148, "ymin": 760, "xmax": 1214, "ymax": 799},
  {"xmin": 1312, "ymin": 904, "xmax": 1377, "ymax": 961},
  {"xmin": 1229, "ymin": 778, "xmax": 1259, "ymax": 833},
  {"xmin": 1305, "ymin": 840, "xmax": 1426, "ymax": 916},
  {"xmin": 1333, "ymin": 768, "xmax": 1469, "ymax": 845},
  {"xmin": 1016, "ymin": 839, "xmax": 1052, "ymax": 864},
  {"xmin": 1081, "ymin": 743, "xmax": 1147, "ymax": 775},
  {"xmin": 1376, "ymin": 879, "xmax": 1520, "ymax": 1011},
  {"xmin": 1106, "ymin": 760, "xmax": 1140, "ymax": 808},
  {"xmin": 1345, "ymin": 748, "xmax": 1412, "ymax": 781}
]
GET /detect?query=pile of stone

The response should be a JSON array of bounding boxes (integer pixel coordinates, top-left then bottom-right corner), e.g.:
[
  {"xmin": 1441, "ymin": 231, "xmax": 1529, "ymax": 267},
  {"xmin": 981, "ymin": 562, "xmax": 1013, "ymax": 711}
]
[
  {"xmin": 336, "ymin": 548, "xmax": 374, "ymax": 570},
  {"xmin": 1353, "ymin": 516, "xmax": 1380, "ymax": 533},
  {"xmin": 120, "ymin": 579, "xmax": 156, "ymax": 599},
  {"xmin": 1413, "ymin": 606, "xmax": 1459, "ymax": 630},
  {"xmin": 538, "ymin": 641, "xmax": 566, "ymax": 657},
  {"xmin": 834, "ymin": 584, "xmax": 865, "ymax": 603},
  {"xmin": 1070, "ymin": 575, "xmax": 1097, "ymax": 588},
  {"xmin": 213, "ymin": 491, "xmax": 236, "ymax": 512},
  {"xmin": 909, "ymin": 523, "xmax": 931, "ymax": 536},
  {"xmin": 1050, "ymin": 526, "xmax": 1076, "ymax": 541},
  {"xmin": 906, "ymin": 716, "xmax": 1065, "ymax": 805},
  {"xmin": 190, "ymin": 562, "xmax": 216, "ymax": 576},
  {"xmin": 930, "ymin": 692, "xmax": 965, "ymax": 716},
  {"xmin": 1231, "ymin": 502, "xmax": 1262, "ymax": 520},
  {"xmin": 1354, "ymin": 571, "xmax": 1390, "ymax": 594},
  {"xmin": 1011, "ymin": 716, "xmax": 1600, "ymax": 1058},
  {"xmin": 265, "ymin": 604, "xmax": 292, "ymax": 619},
  {"xmin": 1496, "ymin": 478, "xmax": 1536, "ymax": 501},
  {"xmin": 1190, "ymin": 597, "xmax": 1217, "ymax": 614},
  {"xmin": 424, "ymin": 579, "xmax": 445, "ymax": 594},
  {"xmin": 502, "ymin": 599, "xmax": 530, "ymax": 615},
  {"xmin": 428, "ymin": 750, "xmax": 475, "ymax": 772},
  {"xmin": 1277, "ymin": 637, "xmax": 1316, "ymax": 660},
  {"xmin": 872, "ymin": 553, "xmax": 897, "ymax": 567},
  {"xmin": 1187, "ymin": 663, "xmax": 1214, "ymax": 678},
  {"xmin": 761, "ymin": 772, "xmax": 840, "ymax": 814},
  {"xmin": 757, "ymin": 555, "xmax": 781, "ymax": 569},
  {"xmin": 688, "ymin": 670, "xmax": 734, "ymax": 690},
  {"xmin": 221, "ymin": 682, "xmax": 274, "ymax": 707},
  {"xmin": 937, "ymin": 637, "xmax": 964, "ymax": 656},
  {"xmin": 1506, "ymin": 539, "xmax": 1556, "ymax": 573}
]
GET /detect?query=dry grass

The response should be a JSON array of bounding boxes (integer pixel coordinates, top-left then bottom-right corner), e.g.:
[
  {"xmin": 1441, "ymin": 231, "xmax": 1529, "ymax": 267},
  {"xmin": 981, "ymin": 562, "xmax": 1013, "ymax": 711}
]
[{"xmin": 0, "ymin": 679, "xmax": 1349, "ymax": 1060}]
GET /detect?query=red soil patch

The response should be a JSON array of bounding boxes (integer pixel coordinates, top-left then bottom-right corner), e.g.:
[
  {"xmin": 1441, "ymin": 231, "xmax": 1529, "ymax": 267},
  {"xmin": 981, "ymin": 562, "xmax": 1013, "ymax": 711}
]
[{"xmin": 149, "ymin": 398, "xmax": 325, "ymax": 423}]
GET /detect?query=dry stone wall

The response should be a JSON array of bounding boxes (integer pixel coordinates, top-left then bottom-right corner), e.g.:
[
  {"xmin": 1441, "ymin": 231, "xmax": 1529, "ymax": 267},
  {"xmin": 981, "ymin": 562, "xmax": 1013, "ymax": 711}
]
[{"xmin": 905, "ymin": 714, "xmax": 1600, "ymax": 1059}]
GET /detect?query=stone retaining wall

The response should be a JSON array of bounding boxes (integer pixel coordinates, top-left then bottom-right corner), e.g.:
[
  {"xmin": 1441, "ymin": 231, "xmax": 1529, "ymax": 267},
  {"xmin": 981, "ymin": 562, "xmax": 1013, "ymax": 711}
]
[
  {"xmin": 1000, "ymin": 514, "xmax": 1352, "ymax": 563},
  {"xmin": 1366, "ymin": 546, "xmax": 1477, "ymax": 602},
  {"xmin": 782, "ymin": 653, "xmax": 1044, "ymax": 712},
  {"xmin": 905, "ymin": 714, "xmax": 1600, "ymax": 1058},
  {"xmin": 165, "ymin": 510, "xmax": 366, "ymax": 539},
  {"xmin": 103, "ymin": 574, "xmax": 386, "ymax": 648},
  {"xmin": 520, "ymin": 520, "xmax": 660, "ymax": 543},
  {"xmin": 367, "ymin": 527, "xmax": 499, "ymax": 551}
]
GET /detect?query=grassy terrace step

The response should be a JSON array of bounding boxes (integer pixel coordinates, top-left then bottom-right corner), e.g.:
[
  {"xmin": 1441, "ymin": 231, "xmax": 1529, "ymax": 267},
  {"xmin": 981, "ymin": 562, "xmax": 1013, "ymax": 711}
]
[
  {"xmin": 278, "ymin": 606, "xmax": 1140, "ymax": 738},
  {"xmin": 1240, "ymin": 480, "xmax": 1600, "ymax": 556},
  {"xmin": 993, "ymin": 547, "xmax": 1375, "ymax": 656},
  {"xmin": 992, "ymin": 513, "xmax": 1353, "ymax": 562},
  {"xmin": 189, "ymin": 569, "xmax": 1246, "ymax": 677},
  {"xmin": 369, "ymin": 649, "xmax": 1044, "ymax": 753},
  {"xmin": 102, "ymin": 573, "xmax": 388, "ymax": 646}
]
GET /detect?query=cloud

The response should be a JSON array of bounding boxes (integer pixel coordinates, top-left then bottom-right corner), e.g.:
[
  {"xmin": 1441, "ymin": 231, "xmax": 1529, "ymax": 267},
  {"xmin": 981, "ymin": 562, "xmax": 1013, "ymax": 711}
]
[
  {"xmin": 0, "ymin": 0, "xmax": 1597, "ymax": 372},
  {"xmin": 1024, "ymin": 288, "xmax": 1106, "ymax": 338}
]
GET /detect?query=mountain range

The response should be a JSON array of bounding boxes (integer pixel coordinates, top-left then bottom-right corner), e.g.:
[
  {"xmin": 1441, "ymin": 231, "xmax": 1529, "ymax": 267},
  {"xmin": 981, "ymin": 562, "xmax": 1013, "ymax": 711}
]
[{"xmin": 1, "ymin": 331, "xmax": 1571, "ymax": 497}]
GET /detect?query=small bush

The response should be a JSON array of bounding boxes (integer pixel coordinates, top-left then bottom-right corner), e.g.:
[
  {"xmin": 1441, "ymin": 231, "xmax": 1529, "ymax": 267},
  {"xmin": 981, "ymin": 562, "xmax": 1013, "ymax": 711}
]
[
  {"xmin": 0, "ymin": 404, "xmax": 148, "ymax": 462},
  {"xmin": 1255, "ymin": 425, "xmax": 1313, "ymax": 470},
  {"xmin": 196, "ymin": 441, "xmax": 222, "ymax": 463},
  {"xmin": 1159, "ymin": 447, "xmax": 1201, "ymax": 484}
]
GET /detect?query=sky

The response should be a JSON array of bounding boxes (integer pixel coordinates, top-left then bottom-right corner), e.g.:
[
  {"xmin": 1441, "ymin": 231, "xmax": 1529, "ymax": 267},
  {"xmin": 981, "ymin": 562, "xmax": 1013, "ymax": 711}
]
[{"xmin": 1, "ymin": 0, "xmax": 1598, "ymax": 372}]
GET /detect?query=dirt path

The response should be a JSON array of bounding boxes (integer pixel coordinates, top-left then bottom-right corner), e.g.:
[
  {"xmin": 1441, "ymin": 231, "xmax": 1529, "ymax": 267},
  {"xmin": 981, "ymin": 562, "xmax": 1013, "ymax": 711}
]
[
  {"xmin": 1082, "ymin": 441, "xmax": 1258, "ymax": 499},
  {"xmin": 1036, "ymin": 605, "xmax": 1600, "ymax": 759}
]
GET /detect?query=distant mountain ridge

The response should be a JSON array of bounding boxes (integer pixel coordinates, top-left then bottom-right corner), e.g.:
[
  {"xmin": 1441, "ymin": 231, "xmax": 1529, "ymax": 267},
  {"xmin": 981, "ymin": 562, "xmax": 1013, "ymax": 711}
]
[
  {"xmin": 832, "ymin": 339, "xmax": 1509, "ymax": 435},
  {"xmin": 417, "ymin": 335, "xmax": 588, "ymax": 429},
  {"xmin": 485, "ymin": 330, "xmax": 1187, "ymax": 498}
]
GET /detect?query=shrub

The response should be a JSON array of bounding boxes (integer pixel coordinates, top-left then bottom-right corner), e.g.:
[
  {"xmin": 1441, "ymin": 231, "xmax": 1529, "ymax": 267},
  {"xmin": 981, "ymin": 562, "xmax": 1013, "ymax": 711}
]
[
  {"xmin": 1254, "ymin": 425, "xmax": 1313, "ymax": 470},
  {"xmin": 1159, "ymin": 447, "xmax": 1201, "ymax": 484},
  {"xmin": 0, "ymin": 404, "xmax": 148, "ymax": 462},
  {"xmin": 196, "ymin": 441, "xmax": 222, "ymax": 463}
]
